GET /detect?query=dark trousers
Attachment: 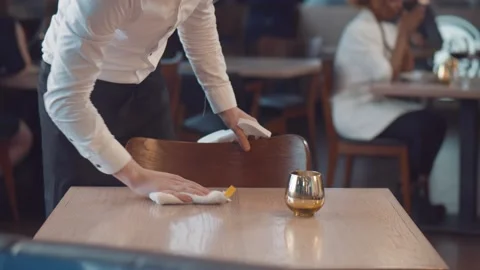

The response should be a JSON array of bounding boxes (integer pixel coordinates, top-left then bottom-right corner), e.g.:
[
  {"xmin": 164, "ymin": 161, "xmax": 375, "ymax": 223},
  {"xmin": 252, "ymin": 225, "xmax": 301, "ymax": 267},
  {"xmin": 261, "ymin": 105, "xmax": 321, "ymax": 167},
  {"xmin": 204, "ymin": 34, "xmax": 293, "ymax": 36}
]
[
  {"xmin": 376, "ymin": 110, "xmax": 446, "ymax": 182},
  {"xmin": 37, "ymin": 62, "xmax": 175, "ymax": 216}
]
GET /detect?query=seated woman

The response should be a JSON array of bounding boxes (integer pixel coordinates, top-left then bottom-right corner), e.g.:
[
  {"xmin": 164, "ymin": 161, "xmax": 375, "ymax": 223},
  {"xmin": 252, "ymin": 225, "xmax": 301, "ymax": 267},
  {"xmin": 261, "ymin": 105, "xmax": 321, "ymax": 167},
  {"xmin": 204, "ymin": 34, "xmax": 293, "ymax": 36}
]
[{"xmin": 333, "ymin": 0, "xmax": 446, "ymax": 223}]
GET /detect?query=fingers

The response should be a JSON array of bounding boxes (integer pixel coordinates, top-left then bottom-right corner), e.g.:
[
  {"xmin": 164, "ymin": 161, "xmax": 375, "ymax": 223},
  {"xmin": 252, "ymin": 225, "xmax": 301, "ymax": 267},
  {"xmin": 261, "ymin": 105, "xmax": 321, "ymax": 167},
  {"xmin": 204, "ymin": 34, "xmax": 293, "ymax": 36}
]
[
  {"xmin": 232, "ymin": 125, "xmax": 251, "ymax": 152},
  {"xmin": 163, "ymin": 190, "xmax": 193, "ymax": 203},
  {"xmin": 157, "ymin": 172, "xmax": 210, "ymax": 195},
  {"xmin": 182, "ymin": 186, "xmax": 210, "ymax": 196},
  {"xmin": 175, "ymin": 176, "xmax": 210, "ymax": 195}
]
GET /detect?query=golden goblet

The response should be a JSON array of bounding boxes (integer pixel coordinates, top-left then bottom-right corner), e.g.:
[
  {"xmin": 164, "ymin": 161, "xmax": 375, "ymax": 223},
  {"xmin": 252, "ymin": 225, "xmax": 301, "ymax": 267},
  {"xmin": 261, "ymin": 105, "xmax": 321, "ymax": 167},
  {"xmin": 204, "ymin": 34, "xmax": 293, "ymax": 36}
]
[{"xmin": 285, "ymin": 170, "xmax": 325, "ymax": 217}]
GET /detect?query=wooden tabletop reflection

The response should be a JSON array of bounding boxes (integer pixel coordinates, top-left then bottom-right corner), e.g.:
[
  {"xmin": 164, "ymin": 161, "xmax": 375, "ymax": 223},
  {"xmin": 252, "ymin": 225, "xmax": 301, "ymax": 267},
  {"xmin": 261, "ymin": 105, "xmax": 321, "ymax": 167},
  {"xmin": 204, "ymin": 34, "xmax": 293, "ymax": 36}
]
[{"xmin": 35, "ymin": 188, "xmax": 447, "ymax": 270}]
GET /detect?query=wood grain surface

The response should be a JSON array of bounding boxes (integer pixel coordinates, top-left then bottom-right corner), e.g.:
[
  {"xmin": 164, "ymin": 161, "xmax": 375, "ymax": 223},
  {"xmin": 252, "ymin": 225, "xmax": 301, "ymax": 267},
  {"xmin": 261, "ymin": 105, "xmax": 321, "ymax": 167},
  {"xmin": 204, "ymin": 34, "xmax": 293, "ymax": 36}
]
[{"xmin": 35, "ymin": 188, "xmax": 447, "ymax": 270}]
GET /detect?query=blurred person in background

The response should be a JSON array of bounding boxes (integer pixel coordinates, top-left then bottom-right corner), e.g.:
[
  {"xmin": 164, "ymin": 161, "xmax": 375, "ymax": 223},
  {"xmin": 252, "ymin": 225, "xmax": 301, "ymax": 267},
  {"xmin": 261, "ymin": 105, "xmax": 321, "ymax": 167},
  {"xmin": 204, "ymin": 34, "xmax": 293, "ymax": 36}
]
[
  {"xmin": 3, "ymin": 0, "xmax": 57, "ymax": 61},
  {"xmin": 0, "ymin": 15, "xmax": 34, "ymax": 170},
  {"xmin": 333, "ymin": 0, "xmax": 446, "ymax": 224}
]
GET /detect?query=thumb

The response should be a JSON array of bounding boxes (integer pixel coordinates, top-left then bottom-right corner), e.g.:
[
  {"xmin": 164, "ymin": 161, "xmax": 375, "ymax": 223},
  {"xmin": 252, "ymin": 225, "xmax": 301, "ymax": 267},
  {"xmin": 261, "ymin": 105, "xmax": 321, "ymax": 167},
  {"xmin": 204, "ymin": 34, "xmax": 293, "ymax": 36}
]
[{"xmin": 232, "ymin": 126, "xmax": 251, "ymax": 152}]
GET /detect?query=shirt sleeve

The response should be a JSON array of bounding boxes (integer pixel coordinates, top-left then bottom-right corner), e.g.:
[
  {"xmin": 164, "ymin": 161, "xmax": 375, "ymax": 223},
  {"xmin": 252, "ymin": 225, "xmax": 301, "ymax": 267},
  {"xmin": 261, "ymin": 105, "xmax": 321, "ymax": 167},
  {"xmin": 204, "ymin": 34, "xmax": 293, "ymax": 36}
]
[
  {"xmin": 44, "ymin": 0, "xmax": 135, "ymax": 174},
  {"xmin": 177, "ymin": 0, "xmax": 237, "ymax": 114}
]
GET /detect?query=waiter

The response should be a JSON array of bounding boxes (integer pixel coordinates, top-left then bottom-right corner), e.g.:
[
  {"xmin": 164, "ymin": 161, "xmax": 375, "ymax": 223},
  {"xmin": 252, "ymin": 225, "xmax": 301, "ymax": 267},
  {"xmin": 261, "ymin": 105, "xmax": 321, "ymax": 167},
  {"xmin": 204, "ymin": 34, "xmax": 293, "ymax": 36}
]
[{"xmin": 38, "ymin": 0, "xmax": 261, "ymax": 215}]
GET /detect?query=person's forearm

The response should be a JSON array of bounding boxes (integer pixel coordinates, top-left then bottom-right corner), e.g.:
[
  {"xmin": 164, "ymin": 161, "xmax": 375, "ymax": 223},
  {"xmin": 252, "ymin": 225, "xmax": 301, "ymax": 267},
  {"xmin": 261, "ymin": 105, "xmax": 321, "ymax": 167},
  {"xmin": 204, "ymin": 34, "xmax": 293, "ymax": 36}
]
[
  {"xmin": 178, "ymin": 1, "xmax": 237, "ymax": 114},
  {"xmin": 401, "ymin": 46, "xmax": 415, "ymax": 72},
  {"xmin": 390, "ymin": 23, "xmax": 411, "ymax": 80}
]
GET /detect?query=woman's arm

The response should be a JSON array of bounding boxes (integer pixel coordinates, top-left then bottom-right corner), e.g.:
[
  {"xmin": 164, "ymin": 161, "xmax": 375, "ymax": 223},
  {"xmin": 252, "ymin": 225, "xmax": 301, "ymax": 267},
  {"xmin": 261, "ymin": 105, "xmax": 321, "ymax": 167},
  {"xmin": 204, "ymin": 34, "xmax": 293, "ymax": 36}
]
[
  {"xmin": 390, "ymin": 24, "xmax": 410, "ymax": 79},
  {"xmin": 390, "ymin": 6, "xmax": 426, "ymax": 79}
]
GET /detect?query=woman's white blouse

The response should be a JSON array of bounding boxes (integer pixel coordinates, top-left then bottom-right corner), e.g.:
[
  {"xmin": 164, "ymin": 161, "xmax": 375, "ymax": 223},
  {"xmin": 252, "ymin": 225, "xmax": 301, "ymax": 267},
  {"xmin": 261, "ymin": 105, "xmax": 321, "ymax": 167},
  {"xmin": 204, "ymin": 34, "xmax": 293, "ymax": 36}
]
[{"xmin": 332, "ymin": 9, "xmax": 423, "ymax": 141}]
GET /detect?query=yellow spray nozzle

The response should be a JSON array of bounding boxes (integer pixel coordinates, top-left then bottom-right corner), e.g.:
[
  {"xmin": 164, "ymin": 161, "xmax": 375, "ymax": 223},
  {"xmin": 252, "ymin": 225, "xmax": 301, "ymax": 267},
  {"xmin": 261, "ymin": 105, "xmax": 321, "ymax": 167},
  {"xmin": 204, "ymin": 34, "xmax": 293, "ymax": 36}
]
[{"xmin": 224, "ymin": 185, "xmax": 237, "ymax": 199}]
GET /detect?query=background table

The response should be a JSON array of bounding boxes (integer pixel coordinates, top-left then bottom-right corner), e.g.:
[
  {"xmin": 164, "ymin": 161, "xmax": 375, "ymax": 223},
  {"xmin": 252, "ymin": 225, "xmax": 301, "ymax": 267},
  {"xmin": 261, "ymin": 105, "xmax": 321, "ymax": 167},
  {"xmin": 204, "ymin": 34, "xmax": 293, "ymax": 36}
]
[
  {"xmin": 371, "ymin": 81, "xmax": 480, "ymax": 235},
  {"xmin": 179, "ymin": 57, "xmax": 321, "ymax": 79},
  {"xmin": 0, "ymin": 66, "xmax": 39, "ymax": 91},
  {"xmin": 35, "ymin": 187, "xmax": 447, "ymax": 270}
]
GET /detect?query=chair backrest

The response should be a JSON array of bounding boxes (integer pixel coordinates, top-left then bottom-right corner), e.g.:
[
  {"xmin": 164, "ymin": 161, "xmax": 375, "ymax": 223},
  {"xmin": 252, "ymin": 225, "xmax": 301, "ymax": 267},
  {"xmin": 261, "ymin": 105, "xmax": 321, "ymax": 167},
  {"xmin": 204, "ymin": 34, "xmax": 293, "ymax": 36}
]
[
  {"xmin": 126, "ymin": 135, "xmax": 312, "ymax": 188},
  {"xmin": 318, "ymin": 58, "xmax": 339, "ymax": 144},
  {"xmin": 160, "ymin": 52, "xmax": 183, "ymax": 120},
  {"xmin": 256, "ymin": 37, "xmax": 305, "ymax": 58}
]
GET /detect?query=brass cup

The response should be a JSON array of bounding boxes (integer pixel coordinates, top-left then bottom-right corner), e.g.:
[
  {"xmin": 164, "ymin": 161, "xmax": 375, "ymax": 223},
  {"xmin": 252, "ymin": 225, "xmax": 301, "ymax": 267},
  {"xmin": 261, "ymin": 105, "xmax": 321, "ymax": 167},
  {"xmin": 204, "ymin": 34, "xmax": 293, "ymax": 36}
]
[{"xmin": 285, "ymin": 170, "xmax": 325, "ymax": 217}]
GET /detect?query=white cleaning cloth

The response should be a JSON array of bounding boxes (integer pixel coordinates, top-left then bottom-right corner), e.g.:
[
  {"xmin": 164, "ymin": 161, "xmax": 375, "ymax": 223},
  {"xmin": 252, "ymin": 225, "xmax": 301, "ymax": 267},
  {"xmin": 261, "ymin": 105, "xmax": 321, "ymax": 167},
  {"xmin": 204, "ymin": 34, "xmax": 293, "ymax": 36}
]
[{"xmin": 149, "ymin": 190, "xmax": 231, "ymax": 205}]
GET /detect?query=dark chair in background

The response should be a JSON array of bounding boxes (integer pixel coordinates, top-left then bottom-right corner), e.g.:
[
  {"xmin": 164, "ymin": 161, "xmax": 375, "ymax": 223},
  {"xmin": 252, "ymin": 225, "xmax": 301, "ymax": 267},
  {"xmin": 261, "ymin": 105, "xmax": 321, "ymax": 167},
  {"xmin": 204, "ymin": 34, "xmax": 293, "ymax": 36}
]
[
  {"xmin": 126, "ymin": 134, "xmax": 311, "ymax": 188},
  {"xmin": 160, "ymin": 52, "xmax": 183, "ymax": 134},
  {"xmin": 319, "ymin": 59, "xmax": 412, "ymax": 213},
  {"xmin": 255, "ymin": 36, "xmax": 322, "ymax": 157}
]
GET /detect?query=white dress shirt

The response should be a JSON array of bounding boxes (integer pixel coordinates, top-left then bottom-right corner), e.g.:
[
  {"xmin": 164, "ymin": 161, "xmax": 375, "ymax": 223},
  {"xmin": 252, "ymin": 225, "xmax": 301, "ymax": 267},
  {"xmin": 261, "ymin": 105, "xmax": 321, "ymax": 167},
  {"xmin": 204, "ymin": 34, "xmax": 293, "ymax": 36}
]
[
  {"xmin": 42, "ymin": 0, "xmax": 237, "ymax": 174},
  {"xmin": 332, "ymin": 8, "xmax": 423, "ymax": 141}
]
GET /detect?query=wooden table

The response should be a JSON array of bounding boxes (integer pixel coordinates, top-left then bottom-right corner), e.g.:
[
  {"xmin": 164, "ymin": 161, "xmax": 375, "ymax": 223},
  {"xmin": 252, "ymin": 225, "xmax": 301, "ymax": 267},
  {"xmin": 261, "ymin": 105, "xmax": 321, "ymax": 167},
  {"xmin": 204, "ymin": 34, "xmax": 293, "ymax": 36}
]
[
  {"xmin": 179, "ymin": 57, "xmax": 321, "ymax": 79},
  {"xmin": 35, "ymin": 187, "xmax": 447, "ymax": 270},
  {"xmin": 371, "ymin": 81, "xmax": 480, "ymax": 235},
  {"xmin": 0, "ymin": 66, "xmax": 39, "ymax": 91}
]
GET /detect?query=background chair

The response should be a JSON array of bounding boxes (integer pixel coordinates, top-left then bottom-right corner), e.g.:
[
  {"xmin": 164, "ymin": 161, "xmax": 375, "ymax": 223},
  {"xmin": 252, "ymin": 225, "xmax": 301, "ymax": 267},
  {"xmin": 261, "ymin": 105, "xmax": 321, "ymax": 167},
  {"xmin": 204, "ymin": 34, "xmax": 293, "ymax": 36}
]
[
  {"xmin": 178, "ymin": 74, "xmax": 287, "ymax": 141},
  {"xmin": 159, "ymin": 52, "xmax": 183, "ymax": 132},
  {"xmin": 319, "ymin": 59, "xmax": 412, "ymax": 213},
  {"xmin": 126, "ymin": 135, "xmax": 311, "ymax": 188},
  {"xmin": 255, "ymin": 36, "xmax": 322, "ymax": 157}
]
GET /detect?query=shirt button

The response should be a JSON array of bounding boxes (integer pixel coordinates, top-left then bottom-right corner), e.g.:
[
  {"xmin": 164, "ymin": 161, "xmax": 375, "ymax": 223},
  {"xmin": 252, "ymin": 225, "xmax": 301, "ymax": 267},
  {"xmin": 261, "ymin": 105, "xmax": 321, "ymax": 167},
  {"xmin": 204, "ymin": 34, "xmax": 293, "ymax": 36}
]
[
  {"xmin": 68, "ymin": 138, "xmax": 74, "ymax": 142},
  {"xmin": 95, "ymin": 164, "xmax": 101, "ymax": 168}
]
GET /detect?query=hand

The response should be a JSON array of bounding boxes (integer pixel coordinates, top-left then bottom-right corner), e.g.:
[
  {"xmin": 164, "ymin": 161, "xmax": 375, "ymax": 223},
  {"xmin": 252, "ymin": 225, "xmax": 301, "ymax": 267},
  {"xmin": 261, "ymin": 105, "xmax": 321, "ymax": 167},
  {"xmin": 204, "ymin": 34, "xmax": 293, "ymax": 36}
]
[
  {"xmin": 218, "ymin": 107, "xmax": 257, "ymax": 151},
  {"xmin": 114, "ymin": 160, "xmax": 210, "ymax": 202},
  {"xmin": 411, "ymin": 32, "xmax": 426, "ymax": 47},
  {"xmin": 399, "ymin": 5, "xmax": 426, "ymax": 34}
]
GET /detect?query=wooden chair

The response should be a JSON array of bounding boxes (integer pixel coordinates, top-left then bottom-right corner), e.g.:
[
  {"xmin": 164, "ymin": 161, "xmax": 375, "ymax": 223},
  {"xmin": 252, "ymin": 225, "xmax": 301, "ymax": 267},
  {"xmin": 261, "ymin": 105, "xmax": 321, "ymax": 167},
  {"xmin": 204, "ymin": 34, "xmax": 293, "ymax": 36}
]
[
  {"xmin": 255, "ymin": 36, "xmax": 321, "ymax": 157},
  {"xmin": 0, "ymin": 140, "xmax": 19, "ymax": 221},
  {"xmin": 126, "ymin": 135, "xmax": 311, "ymax": 187},
  {"xmin": 320, "ymin": 59, "xmax": 412, "ymax": 213},
  {"xmin": 160, "ymin": 52, "xmax": 183, "ymax": 130}
]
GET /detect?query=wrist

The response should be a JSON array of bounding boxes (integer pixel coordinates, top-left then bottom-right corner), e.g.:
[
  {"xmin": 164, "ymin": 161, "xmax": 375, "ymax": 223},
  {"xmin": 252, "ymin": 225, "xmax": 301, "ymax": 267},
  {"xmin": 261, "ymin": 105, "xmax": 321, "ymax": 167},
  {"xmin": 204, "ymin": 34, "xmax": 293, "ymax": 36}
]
[{"xmin": 114, "ymin": 159, "xmax": 143, "ymax": 188}]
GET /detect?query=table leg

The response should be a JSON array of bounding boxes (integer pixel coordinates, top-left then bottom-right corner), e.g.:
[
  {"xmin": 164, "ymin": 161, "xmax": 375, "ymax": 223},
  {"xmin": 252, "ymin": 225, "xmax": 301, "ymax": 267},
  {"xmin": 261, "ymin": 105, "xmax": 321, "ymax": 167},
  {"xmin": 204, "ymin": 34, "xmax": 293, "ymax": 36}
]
[
  {"xmin": 420, "ymin": 100, "xmax": 479, "ymax": 235},
  {"xmin": 459, "ymin": 100, "xmax": 478, "ymax": 223}
]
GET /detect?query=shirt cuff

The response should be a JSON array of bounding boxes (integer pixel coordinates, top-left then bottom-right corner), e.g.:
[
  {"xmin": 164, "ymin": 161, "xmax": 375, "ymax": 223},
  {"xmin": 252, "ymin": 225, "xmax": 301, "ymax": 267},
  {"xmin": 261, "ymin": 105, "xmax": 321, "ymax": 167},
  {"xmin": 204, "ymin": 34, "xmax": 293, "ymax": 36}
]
[
  {"xmin": 87, "ymin": 139, "xmax": 132, "ymax": 175},
  {"xmin": 204, "ymin": 83, "xmax": 237, "ymax": 114}
]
